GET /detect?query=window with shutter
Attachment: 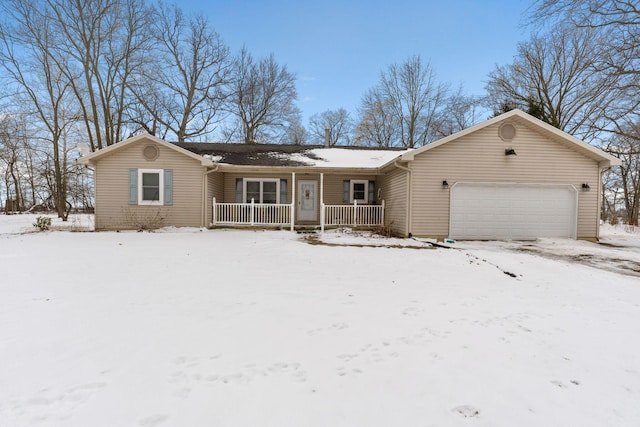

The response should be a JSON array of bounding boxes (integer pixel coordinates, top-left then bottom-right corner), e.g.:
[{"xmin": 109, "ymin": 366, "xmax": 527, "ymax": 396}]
[
  {"xmin": 242, "ymin": 178, "xmax": 280, "ymax": 203},
  {"xmin": 164, "ymin": 170, "xmax": 173, "ymax": 206},
  {"xmin": 280, "ymin": 179, "xmax": 288, "ymax": 204},
  {"xmin": 235, "ymin": 178, "xmax": 243, "ymax": 202},
  {"xmin": 128, "ymin": 169, "xmax": 138, "ymax": 205},
  {"xmin": 343, "ymin": 180, "xmax": 349, "ymax": 203},
  {"xmin": 350, "ymin": 180, "xmax": 369, "ymax": 203},
  {"xmin": 368, "ymin": 180, "xmax": 375, "ymax": 204}
]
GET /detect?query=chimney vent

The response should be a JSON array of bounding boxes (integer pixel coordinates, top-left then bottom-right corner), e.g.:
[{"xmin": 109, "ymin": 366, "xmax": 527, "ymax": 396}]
[{"xmin": 324, "ymin": 127, "xmax": 330, "ymax": 147}]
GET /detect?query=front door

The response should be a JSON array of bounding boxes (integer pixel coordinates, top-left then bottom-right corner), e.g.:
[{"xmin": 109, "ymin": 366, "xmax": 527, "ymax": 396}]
[{"xmin": 297, "ymin": 180, "xmax": 317, "ymax": 222}]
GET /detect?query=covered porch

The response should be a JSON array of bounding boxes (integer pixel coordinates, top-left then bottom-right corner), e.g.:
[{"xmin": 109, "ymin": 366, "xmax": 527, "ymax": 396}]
[{"xmin": 209, "ymin": 172, "xmax": 385, "ymax": 231}]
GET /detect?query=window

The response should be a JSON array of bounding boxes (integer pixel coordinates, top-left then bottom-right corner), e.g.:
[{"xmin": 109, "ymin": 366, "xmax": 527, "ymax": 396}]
[
  {"xmin": 243, "ymin": 178, "xmax": 280, "ymax": 204},
  {"xmin": 343, "ymin": 179, "xmax": 375, "ymax": 204},
  {"xmin": 142, "ymin": 172, "xmax": 161, "ymax": 202},
  {"xmin": 128, "ymin": 168, "xmax": 172, "ymax": 206},
  {"xmin": 350, "ymin": 180, "xmax": 368, "ymax": 203},
  {"xmin": 138, "ymin": 169, "xmax": 163, "ymax": 205}
]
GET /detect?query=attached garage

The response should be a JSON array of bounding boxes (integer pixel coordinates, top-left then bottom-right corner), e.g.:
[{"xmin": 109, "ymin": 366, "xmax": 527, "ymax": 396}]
[
  {"xmin": 449, "ymin": 183, "xmax": 578, "ymax": 240},
  {"xmin": 381, "ymin": 109, "xmax": 622, "ymax": 240}
]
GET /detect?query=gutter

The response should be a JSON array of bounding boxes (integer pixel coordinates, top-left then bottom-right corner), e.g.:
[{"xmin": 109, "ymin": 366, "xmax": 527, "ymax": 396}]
[{"xmin": 214, "ymin": 163, "xmax": 384, "ymax": 175}]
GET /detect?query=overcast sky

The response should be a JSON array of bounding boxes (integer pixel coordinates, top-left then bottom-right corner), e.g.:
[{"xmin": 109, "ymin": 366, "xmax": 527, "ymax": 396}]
[{"xmin": 181, "ymin": 0, "xmax": 532, "ymax": 122}]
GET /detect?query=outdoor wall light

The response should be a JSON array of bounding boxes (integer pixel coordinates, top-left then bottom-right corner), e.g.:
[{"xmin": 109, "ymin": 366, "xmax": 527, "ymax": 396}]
[
  {"xmin": 442, "ymin": 180, "xmax": 449, "ymax": 189},
  {"xmin": 581, "ymin": 183, "xmax": 591, "ymax": 192},
  {"xmin": 505, "ymin": 148, "xmax": 517, "ymax": 156}
]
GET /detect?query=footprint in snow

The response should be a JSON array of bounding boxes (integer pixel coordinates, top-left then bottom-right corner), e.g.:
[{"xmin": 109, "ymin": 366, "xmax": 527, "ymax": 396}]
[
  {"xmin": 402, "ymin": 306, "xmax": 423, "ymax": 316},
  {"xmin": 452, "ymin": 405, "xmax": 480, "ymax": 418},
  {"xmin": 138, "ymin": 414, "xmax": 169, "ymax": 426},
  {"xmin": 551, "ymin": 379, "xmax": 580, "ymax": 388},
  {"xmin": 336, "ymin": 367, "xmax": 363, "ymax": 376},
  {"xmin": 332, "ymin": 322, "xmax": 349, "ymax": 330},
  {"xmin": 337, "ymin": 353, "xmax": 359, "ymax": 362}
]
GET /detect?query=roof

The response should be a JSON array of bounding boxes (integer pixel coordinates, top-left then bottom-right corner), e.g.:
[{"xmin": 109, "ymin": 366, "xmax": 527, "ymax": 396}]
[
  {"xmin": 76, "ymin": 110, "xmax": 620, "ymax": 171},
  {"xmin": 174, "ymin": 142, "xmax": 410, "ymax": 168},
  {"xmin": 76, "ymin": 134, "xmax": 214, "ymax": 167},
  {"xmin": 395, "ymin": 109, "xmax": 621, "ymax": 168}
]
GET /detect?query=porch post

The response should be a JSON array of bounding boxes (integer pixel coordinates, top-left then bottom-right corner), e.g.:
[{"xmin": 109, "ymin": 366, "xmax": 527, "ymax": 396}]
[
  {"xmin": 320, "ymin": 173, "xmax": 325, "ymax": 232},
  {"xmin": 250, "ymin": 198, "xmax": 255, "ymax": 226},
  {"xmin": 290, "ymin": 172, "xmax": 296, "ymax": 231},
  {"xmin": 381, "ymin": 199, "xmax": 385, "ymax": 226},
  {"xmin": 353, "ymin": 199, "xmax": 357, "ymax": 227},
  {"xmin": 212, "ymin": 197, "xmax": 217, "ymax": 225}
]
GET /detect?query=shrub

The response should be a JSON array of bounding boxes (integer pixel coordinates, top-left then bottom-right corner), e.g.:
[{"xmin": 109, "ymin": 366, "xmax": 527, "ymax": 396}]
[
  {"xmin": 373, "ymin": 222, "xmax": 395, "ymax": 238},
  {"xmin": 121, "ymin": 207, "xmax": 166, "ymax": 231},
  {"xmin": 33, "ymin": 216, "xmax": 52, "ymax": 231}
]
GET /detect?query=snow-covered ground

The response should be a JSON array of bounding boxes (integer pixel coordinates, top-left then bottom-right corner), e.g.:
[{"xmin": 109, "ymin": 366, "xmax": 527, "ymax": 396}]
[{"xmin": 1, "ymin": 214, "xmax": 639, "ymax": 427}]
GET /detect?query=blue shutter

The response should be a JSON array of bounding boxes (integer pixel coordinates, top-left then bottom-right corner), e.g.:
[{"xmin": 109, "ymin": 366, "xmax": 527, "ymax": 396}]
[
  {"xmin": 163, "ymin": 169, "xmax": 173, "ymax": 206},
  {"xmin": 343, "ymin": 180, "xmax": 350, "ymax": 203},
  {"xmin": 368, "ymin": 180, "xmax": 375, "ymax": 204},
  {"xmin": 235, "ymin": 178, "xmax": 243, "ymax": 202},
  {"xmin": 128, "ymin": 169, "xmax": 138, "ymax": 205},
  {"xmin": 280, "ymin": 179, "xmax": 288, "ymax": 204}
]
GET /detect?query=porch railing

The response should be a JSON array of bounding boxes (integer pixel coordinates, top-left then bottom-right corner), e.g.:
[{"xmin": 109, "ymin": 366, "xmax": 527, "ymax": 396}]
[
  {"xmin": 211, "ymin": 198, "xmax": 385, "ymax": 231},
  {"xmin": 213, "ymin": 198, "xmax": 291, "ymax": 226},
  {"xmin": 321, "ymin": 200, "xmax": 385, "ymax": 231}
]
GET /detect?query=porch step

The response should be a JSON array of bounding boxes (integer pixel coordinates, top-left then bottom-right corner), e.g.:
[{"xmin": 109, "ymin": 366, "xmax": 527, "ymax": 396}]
[{"xmin": 295, "ymin": 227, "xmax": 318, "ymax": 234}]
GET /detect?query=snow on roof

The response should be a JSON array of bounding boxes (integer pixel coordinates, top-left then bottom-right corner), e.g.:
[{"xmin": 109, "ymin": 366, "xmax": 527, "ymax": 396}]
[
  {"xmin": 280, "ymin": 147, "xmax": 411, "ymax": 168},
  {"xmin": 178, "ymin": 143, "xmax": 411, "ymax": 168}
]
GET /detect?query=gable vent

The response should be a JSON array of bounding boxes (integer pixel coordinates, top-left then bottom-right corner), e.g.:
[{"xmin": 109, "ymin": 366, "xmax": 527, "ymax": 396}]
[
  {"xmin": 143, "ymin": 145, "xmax": 159, "ymax": 161},
  {"xmin": 499, "ymin": 123, "xmax": 516, "ymax": 141}
]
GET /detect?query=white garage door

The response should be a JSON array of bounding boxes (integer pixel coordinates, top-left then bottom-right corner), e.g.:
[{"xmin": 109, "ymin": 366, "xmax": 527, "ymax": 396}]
[{"xmin": 449, "ymin": 183, "xmax": 578, "ymax": 240}]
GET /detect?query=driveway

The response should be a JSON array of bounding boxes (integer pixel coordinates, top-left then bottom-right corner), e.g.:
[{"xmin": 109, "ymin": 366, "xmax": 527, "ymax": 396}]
[{"xmin": 461, "ymin": 234, "xmax": 640, "ymax": 278}]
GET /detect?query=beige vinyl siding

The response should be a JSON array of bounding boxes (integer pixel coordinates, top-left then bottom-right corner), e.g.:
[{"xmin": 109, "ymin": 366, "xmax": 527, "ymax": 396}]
[
  {"xmin": 410, "ymin": 120, "xmax": 601, "ymax": 239},
  {"xmin": 380, "ymin": 167, "xmax": 408, "ymax": 236},
  {"xmin": 207, "ymin": 172, "xmax": 224, "ymax": 225},
  {"xmin": 94, "ymin": 142, "xmax": 205, "ymax": 229}
]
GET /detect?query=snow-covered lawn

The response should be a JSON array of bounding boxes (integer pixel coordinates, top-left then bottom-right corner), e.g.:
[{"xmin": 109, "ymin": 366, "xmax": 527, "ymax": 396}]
[{"xmin": 1, "ymin": 214, "xmax": 639, "ymax": 427}]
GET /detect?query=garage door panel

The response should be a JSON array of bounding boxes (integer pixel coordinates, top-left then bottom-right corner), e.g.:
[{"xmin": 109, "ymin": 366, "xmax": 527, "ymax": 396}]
[{"xmin": 449, "ymin": 183, "xmax": 577, "ymax": 240}]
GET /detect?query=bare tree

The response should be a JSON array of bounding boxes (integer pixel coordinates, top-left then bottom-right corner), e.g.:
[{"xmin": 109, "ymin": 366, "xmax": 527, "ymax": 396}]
[
  {"xmin": 281, "ymin": 106, "xmax": 306, "ymax": 145},
  {"xmin": 356, "ymin": 55, "xmax": 448, "ymax": 148},
  {"xmin": 486, "ymin": 25, "xmax": 619, "ymax": 140},
  {"xmin": 46, "ymin": 0, "xmax": 154, "ymax": 150},
  {"xmin": 601, "ymin": 166, "xmax": 623, "ymax": 223},
  {"xmin": 0, "ymin": 115, "xmax": 26, "ymax": 211},
  {"xmin": 432, "ymin": 86, "xmax": 482, "ymax": 138},
  {"xmin": 308, "ymin": 108, "xmax": 353, "ymax": 146},
  {"xmin": 129, "ymin": 3, "xmax": 231, "ymax": 142},
  {"xmin": 530, "ymin": 1, "xmax": 640, "ymax": 45},
  {"xmin": 226, "ymin": 47, "xmax": 298, "ymax": 144},
  {"xmin": 529, "ymin": 1, "xmax": 640, "ymax": 134},
  {"xmin": 0, "ymin": 0, "xmax": 78, "ymax": 218},
  {"xmin": 355, "ymin": 88, "xmax": 396, "ymax": 147},
  {"xmin": 604, "ymin": 127, "xmax": 640, "ymax": 225},
  {"xmin": 0, "ymin": 112, "xmax": 54, "ymax": 212}
]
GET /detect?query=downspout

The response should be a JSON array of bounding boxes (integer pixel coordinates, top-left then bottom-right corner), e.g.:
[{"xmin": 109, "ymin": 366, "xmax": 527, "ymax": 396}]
[
  {"xmin": 203, "ymin": 164, "xmax": 220, "ymax": 227},
  {"xmin": 597, "ymin": 165, "xmax": 605, "ymax": 241},
  {"xmin": 394, "ymin": 161, "xmax": 412, "ymax": 237},
  {"xmin": 290, "ymin": 172, "xmax": 296, "ymax": 231},
  {"xmin": 320, "ymin": 172, "xmax": 325, "ymax": 232}
]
